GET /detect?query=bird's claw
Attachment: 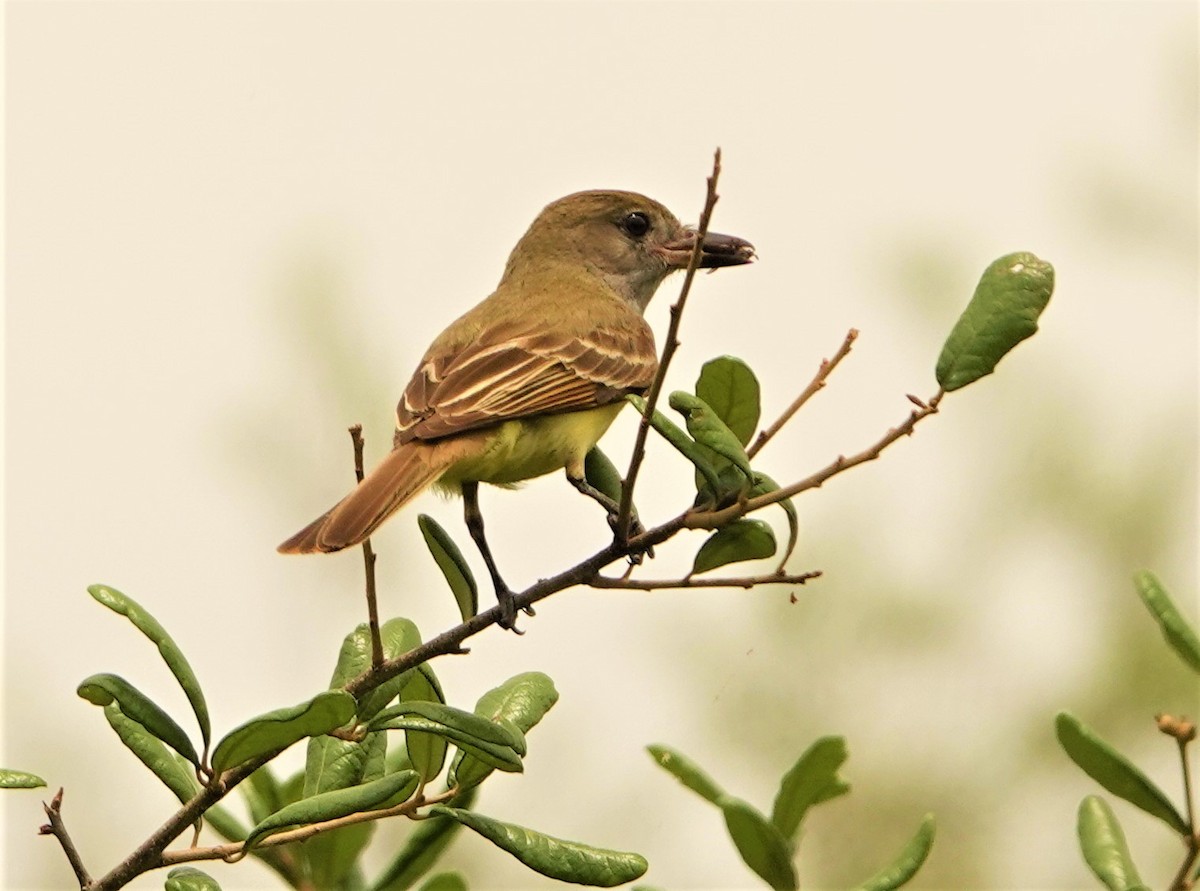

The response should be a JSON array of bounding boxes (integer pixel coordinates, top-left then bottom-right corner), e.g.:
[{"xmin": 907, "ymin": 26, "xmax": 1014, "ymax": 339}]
[
  {"xmin": 607, "ymin": 511, "xmax": 655, "ymax": 565},
  {"xmin": 496, "ymin": 587, "xmax": 525, "ymax": 635}
]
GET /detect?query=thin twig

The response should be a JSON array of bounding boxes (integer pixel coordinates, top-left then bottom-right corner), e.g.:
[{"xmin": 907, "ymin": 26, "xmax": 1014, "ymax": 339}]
[
  {"xmin": 589, "ymin": 570, "xmax": 822, "ymax": 591},
  {"xmin": 678, "ymin": 388, "xmax": 945, "ymax": 532},
  {"xmin": 617, "ymin": 148, "xmax": 724, "ymax": 541},
  {"xmin": 1169, "ymin": 733, "xmax": 1199, "ymax": 891},
  {"xmin": 1183, "ymin": 735, "xmax": 1196, "ymax": 837},
  {"xmin": 349, "ymin": 424, "xmax": 384, "ymax": 669},
  {"xmin": 160, "ymin": 787, "xmax": 459, "ymax": 867},
  {"xmin": 39, "ymin": 789, "xmax": 92, "ymax": 889},
  {"xmin": 747, "ymin": 328, "xmax": 859, "ymax": 459}
]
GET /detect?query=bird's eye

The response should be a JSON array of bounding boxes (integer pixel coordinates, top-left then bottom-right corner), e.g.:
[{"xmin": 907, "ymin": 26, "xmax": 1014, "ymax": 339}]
[{"xmin": 620, "ymin": 211, "xmax": 651, "ymax": 238}]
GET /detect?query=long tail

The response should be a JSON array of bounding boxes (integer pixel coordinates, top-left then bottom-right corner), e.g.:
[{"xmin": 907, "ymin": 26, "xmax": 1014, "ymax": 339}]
[{"xmin": 278, "ymin": 442, "xmax": 459, "ymax": 554}]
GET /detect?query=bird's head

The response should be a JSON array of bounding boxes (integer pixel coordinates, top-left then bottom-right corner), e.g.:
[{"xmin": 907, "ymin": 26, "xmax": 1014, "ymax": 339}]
[{"xmin": 503, "ymin": 190, "xmax": 756, "ymax": 311}]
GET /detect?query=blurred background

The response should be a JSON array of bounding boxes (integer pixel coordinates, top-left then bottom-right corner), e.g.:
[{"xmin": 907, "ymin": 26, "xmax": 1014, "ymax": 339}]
[{"xmin": 5, "ymin": 2, "xmax": 1197, "ymax": 888}]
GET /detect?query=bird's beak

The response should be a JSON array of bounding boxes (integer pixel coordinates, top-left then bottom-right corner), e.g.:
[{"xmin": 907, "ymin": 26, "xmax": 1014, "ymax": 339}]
[{"xmin": 656, "ymin": 228, "xmax": 757, "ymax": 269}]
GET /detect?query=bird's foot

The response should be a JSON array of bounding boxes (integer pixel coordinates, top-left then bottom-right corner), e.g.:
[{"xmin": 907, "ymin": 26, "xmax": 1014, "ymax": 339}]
[
  {"xmin": 496, "ymin": 586, "xmax": 532, "ymax": 635},
  {"xmin": 608, "ymin": 510, "xmax": 655, "ymax": 565}
]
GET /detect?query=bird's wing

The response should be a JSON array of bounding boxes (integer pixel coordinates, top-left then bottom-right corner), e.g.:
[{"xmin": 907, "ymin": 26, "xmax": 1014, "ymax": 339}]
[{"xmin": 396, "ymin": 319, "xmax": 657, "ymax": 443}]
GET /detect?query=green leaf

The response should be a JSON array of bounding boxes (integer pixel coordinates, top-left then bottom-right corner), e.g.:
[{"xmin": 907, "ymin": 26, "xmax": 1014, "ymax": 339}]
[
  {"xmin": 244, "ymin": 769, "xmax": 419, "ymax": 852},
  {"xmin": 419, "ymin": 515, "xmax": 479, "ymax": 622},
  {"xmin": 696, "ymin": 356, "xmax": 761, "ymax": 446},
  {"xmin": 770, "ymin": 736, "xmax": 849, "ymax": 842},
  {"xmin": 1134, "ymin": 571, "xmax": 1200, "ymax": 674},
  {"xmin": 416, "ymin": 874, "xmax": 467, "ymax": 891},
  {"xmin": 358, "ymin": 619, "xmax": 426, "ymax": 721},
  {"xmin": 584, "ymin": 447, "xmax": 625, "ymax": 505},
  {"xmin": 304, "ymin": 633, "xmax": 380, "ymax": 812},
  {"xmin": 379, "ymin": 721, "xmax": 520, "ymax": 774},
  {"xmin": 280, "ymin": 768, "xmax": 306, "ymax": 807},
  {"xmin": 1077, "ymin": 796, "xmax": 1149, "ymax": 891},
  {"xmin": 296, "ymin": 616, "xmax": 422, "ymax": 885},
  {"xmin": 471, "ymin": 672, "xmax": 556, "ymax": 747},
  {"xmin": 851, "ymin": 814, "xmax": 936, "ymax": 891},
  {"xmin": 401, "ymin": 665, "xmax": 448, "ymax": 783},
  {"xmin": 371, "ymin": 701, "xmax": 524, "ymax": 751},
  {"xmin": 384, "ymin": 740, "xmax": 414, "ymax": 778},
  {"xmin": 164, "ymin": 866, "xmax": 222, "ymax": 891},
  {"xmin": 307, "ymin": 820, "xmax": 373, "ymax": 890},
  {"xmin": 749, "ymin": 473, "xmax": 799, "ymax": 570},
  {"xmin": 362, "ymin": 729, "xmax": 389, "ymax": 782},
  {"xmin": 429, "ymin": 806, "xmax": 647, "ymax": 887},
  {"xmin": 935, "ymin": 251, "xmax": 1054, "ymax": 391},
  {"xmin": 104, "ymin": 703, "xmax": 198, "ymax": 806},
  {"xmin": 370, "ymin": 709, "xmax": 523, "ymax": 774},
  {"xmin": 301, "ymin": 727, "xmax": 381, "ymax": 887},
  {"xmin": 203, "ymin": 801, "xmax": 249, "ymax": 843},
  {"xmin": 0, "ymin": 769, "xmax": 46, "ymax": 789},
  {"xmin": 89, "ymin": 584, "xmax": 211, "ymax": 749},
  {"xmin": 692, "ymin": 463, "xmax": 751, "ymax": 510},
  {"xmin": 211, "ymin": 690, "xmax": 357, "ymax": 774},
  {"xmin": 330, "ymin": 618, "xmax": 421, "ymax": 691},
  {"xmin": 646, "ymin": 744, "xmax": 726, "ymax": 805},
  {"xmin": 692, "ymin": 519, "xmax": 776, "ymax": 575},
  {"xmin": 627, "ymin": 394, "xmax": 723, "ymax": 496},
  {"xmin": 305, "ymin": 735, "xmax": 369, "ymax": 797},
  {"xmin": 241, "ymin": 764, "xmax": 285, "ymax": 825},
  {"xmin": 668, "ymin": 391, "xmax": 753, "ymax": 481},
  {"xmin": 719, "ymin": 796, "xmax": 797, "ymax": 891},
  {"xmin": 370, "ymin": 787, "xmax": 477, "ymax": 891},
  {"xmin": 1055, "ymin": 712, "xmax": 1187, "ymax": 834},
  {"xmin": 77, "ymin": 673, "xmax": 199, "ymax": 766},
  {"xmin": 450, "ymin": 672, "xmax": 558, "ymax": 791}
]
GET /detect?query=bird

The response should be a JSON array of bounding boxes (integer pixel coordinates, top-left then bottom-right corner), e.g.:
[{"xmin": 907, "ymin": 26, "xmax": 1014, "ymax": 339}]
[{"xmin": 279, "ymin": 189, "xmax": 755, "ymax": 629}]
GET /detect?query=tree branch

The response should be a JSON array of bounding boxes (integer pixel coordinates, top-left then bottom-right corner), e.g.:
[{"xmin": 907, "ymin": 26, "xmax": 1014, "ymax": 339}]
[
  {"xmin": 1169, "ymin": 729, "xmax": 1199, "ymax": 891},
  {"xmin": 676, "ymin": 389, "xmax": 945, "ymax": 532},
  {"xmin": 350, "ymin": 424, "xmax": 384, "ymax": 669},
  {"xmin": 589, "ymin": 570, "xmax": 822, "ymax": 590},
  {"xmin": 747, "ymin": 328, "xmax": 858, "ymax": 459},
  {"xmin": 39, "ymin": 789, "xmax": 92, "ymax": 889},
  {"xmin": 159, "ymin": 787, "xmax": 459, "ymax": 867},
  {"xmin": 616, "ymin": 148, "xmax": 723, "ymax": 541}
]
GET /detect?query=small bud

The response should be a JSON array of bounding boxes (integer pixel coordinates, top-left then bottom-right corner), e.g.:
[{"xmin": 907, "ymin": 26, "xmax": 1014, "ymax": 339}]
[{"xmin": 1156, "ymin": 713, "xmax": 1196, "ymax": 742}]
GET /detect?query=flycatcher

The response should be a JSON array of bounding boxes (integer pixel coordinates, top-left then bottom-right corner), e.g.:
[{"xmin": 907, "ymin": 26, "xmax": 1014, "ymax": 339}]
[{"xmin": 279, "ymin": 190, "xmax": 755, "ymax": 628}]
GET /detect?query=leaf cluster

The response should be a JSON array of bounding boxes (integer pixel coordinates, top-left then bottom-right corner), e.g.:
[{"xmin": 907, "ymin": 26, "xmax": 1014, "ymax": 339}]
[
  {"xmin": 1056, "ymin": 571, "xmax": 1200, "ymax": 890},
  {"xmin": 646, "ymin": 738, "xmax": 935, "ymax": 891}
]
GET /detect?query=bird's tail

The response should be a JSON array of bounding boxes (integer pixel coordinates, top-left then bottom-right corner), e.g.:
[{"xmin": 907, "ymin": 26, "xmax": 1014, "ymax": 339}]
[{"xmin": 278, "ymin": 441, "xmax": 459, "ymax": 554}]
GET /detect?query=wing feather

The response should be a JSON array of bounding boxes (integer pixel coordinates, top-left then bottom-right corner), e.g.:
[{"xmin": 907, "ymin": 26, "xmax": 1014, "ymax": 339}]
[{"xmin": 396, "ymin": 321, "xmax": 656, "ymax": 444}]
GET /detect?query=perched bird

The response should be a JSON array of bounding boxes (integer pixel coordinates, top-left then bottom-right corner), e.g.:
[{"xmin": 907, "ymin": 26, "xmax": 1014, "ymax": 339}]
[{"xmin": 279, "ymin": 190, "xmax": 755, "ymax": 628}]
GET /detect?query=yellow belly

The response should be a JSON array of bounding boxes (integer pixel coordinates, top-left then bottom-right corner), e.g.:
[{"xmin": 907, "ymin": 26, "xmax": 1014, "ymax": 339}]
[{"xmin": 434, "ymin": 404, "xmax": 624, "ymax": 491}]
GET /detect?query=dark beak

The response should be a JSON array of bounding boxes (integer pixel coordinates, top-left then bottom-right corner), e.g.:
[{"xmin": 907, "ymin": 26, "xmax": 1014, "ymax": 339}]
[{"xmin": 657, "ymin": 228, "xmax": 756, "ymax": 269}]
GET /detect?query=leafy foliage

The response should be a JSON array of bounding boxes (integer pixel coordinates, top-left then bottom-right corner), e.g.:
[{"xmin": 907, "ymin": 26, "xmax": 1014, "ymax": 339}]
[{"xmin": 1058, "ymin": 571, "xmax": 1200, "ymax": 888}]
